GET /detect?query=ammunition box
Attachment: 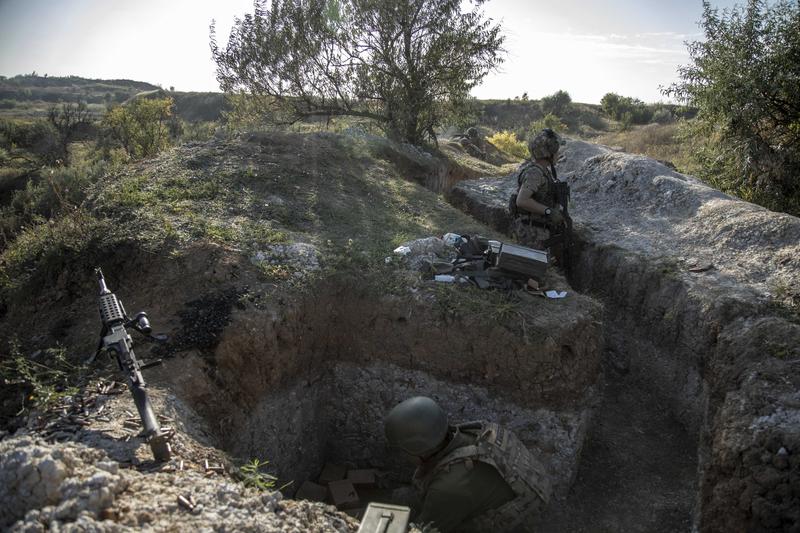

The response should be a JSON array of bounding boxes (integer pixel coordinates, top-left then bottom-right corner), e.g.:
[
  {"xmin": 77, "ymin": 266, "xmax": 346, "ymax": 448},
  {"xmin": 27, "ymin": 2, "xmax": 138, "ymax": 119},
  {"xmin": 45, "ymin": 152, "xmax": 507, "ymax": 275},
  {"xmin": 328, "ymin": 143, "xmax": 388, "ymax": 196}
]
[
  {"xmin": 357, "ymin": 502, "xmax": 411, "ymax": 533},
  {"xmin": 495, "ymin": 242, "xmax": 549, "ymax": 280}
]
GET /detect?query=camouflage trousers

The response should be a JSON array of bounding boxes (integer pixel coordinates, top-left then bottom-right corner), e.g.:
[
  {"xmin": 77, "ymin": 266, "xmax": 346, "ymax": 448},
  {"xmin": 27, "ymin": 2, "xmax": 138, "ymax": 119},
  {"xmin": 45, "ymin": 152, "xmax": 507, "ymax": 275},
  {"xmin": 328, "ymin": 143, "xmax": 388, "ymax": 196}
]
[{"xmin": 510, "ymin": 217, "xmax": 550, "ymax": 251}]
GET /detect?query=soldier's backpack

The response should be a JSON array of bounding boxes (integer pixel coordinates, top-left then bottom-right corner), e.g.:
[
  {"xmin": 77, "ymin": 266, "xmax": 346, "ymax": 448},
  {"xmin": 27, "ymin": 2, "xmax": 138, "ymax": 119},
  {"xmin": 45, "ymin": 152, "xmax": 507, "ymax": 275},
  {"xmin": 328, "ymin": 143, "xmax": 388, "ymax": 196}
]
[{"xmin": 416, "ymin": 421, "xmax": 552, "ymax": 532}]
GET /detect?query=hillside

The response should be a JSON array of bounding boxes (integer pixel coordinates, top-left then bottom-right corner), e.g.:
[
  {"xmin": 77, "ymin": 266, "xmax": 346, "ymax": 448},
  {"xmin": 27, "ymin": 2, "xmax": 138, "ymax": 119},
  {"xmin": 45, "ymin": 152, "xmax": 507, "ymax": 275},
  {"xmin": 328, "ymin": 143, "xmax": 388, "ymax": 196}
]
[{"xmin": 0, "ymin": 75, "xmax": 226, "ymax": 122}]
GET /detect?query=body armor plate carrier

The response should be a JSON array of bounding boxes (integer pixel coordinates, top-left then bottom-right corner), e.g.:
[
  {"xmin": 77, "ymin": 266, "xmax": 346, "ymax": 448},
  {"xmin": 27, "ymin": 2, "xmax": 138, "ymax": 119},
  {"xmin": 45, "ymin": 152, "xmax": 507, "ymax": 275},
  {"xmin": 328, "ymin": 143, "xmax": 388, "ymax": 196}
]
[{"xmin": 414, "ymin": 421, "xmax": 552, "ymax": 532}]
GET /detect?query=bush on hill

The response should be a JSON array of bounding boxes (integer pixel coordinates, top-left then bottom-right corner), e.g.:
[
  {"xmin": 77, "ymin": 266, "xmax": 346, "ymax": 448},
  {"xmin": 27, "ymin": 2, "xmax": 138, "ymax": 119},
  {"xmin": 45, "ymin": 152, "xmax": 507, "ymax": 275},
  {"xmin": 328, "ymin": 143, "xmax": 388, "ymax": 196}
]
[
  {"xmin": 666, "ymin": 0, "xmax": 800, "ymax": 216},
  {"xmin": 486, "ymin": 131, "xmax": 528, "ymax": 159}
]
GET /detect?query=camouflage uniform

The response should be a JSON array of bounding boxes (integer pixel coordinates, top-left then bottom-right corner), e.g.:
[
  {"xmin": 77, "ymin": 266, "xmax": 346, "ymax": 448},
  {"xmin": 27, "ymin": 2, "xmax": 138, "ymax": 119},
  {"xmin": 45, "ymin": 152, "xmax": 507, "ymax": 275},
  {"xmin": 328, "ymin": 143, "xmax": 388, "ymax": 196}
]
[
  {"xmin": 413, "ymin": 421, "xmax": 551, "ymax": 533},
  {"xmin": 456, "ymin": 127, "xmax": 486, "ymax": 160},
  {"xmin": 511, "ymin": 161, "xmax": 555, "ymax": 250}
]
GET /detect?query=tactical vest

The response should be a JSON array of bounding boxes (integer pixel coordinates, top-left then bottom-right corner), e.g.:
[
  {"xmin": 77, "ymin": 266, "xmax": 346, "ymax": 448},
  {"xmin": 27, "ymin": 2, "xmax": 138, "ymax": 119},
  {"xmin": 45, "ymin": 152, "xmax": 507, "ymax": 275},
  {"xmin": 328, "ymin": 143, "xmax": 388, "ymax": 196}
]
[
  {"xmin": 510, "ymin": 162, "xmax": 552, "ymax": 218},
  {"xmin": 414, "ymin": 421, "xmax": 552, "ymax": 532},
  {"xmin": 519, "ymin": 161, "xmax": 559, "ymax": 204}
]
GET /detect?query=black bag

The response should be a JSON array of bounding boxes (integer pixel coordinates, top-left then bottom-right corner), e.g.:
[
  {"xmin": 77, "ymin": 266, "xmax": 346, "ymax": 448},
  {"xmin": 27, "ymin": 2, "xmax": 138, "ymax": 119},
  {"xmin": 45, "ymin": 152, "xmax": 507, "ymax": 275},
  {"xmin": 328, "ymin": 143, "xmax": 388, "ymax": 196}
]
[{"xmin": 508, "ymin": 192, "xmax": 518, "ymax": 217}]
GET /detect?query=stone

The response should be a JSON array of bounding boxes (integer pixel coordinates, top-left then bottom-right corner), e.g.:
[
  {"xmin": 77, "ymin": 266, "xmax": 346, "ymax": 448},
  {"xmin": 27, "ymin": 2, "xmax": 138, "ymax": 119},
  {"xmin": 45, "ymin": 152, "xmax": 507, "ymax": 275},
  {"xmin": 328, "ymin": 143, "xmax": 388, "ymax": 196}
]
[{"xmin": 328, "ymin": 479, "xmax": 360, "ymax": 510}]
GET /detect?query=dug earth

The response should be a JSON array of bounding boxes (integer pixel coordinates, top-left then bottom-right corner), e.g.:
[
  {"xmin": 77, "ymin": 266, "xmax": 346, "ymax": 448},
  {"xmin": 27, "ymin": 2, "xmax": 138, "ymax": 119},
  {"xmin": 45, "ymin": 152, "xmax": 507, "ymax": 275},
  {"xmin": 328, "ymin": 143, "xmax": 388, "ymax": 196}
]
[
  {"xmin": 450, "ymin": 138, "xmax": 800, "ymax": 532},
  {"xmin": 0, "ymin": 132, "xmax": 603, "ymax": 531}
]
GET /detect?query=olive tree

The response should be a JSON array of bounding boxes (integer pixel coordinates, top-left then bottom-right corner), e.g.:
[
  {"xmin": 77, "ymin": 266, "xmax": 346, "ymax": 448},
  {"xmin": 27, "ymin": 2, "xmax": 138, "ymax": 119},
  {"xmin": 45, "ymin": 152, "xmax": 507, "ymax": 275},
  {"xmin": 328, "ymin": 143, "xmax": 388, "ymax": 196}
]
[
  {"xmin": 210, "ymin": 0, "xmax": 504, "ymax": 144},
  {"xmin": 665, "ymin": 0, "xmax": 800, "ymax": 215}
]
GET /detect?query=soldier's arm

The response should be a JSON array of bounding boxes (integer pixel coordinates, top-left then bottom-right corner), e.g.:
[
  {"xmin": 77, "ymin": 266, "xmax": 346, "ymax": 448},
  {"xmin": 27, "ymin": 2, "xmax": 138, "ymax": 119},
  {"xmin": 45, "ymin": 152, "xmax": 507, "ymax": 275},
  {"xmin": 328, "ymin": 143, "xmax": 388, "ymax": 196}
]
[{"xmin": 516, "ymin": 169, "xmax": 550, "ymax": 216}]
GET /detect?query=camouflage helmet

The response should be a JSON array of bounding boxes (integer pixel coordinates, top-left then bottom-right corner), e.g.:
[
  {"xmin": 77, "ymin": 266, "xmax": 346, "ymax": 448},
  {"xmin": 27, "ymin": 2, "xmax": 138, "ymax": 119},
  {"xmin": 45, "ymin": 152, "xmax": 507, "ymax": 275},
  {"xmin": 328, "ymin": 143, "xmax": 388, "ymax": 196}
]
[
  {"xmin": 385, "ymin": 396, "xmax": 448, "ymax": 456},
  {"xmin": 465, "ymin": 126, "xmax": 479, "ymax": 140},
  {"xmin": 528, "ymin": 128, "xmax": 564, "ymax": 160}
]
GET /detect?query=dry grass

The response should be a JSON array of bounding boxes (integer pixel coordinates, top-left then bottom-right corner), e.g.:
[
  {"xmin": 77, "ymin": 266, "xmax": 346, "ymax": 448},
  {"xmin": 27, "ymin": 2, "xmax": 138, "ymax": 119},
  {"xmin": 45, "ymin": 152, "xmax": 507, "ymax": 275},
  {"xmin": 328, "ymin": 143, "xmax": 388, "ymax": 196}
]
[{"xmin": 591, "ymin": 123, "xmax": 697, "ymax": 175}]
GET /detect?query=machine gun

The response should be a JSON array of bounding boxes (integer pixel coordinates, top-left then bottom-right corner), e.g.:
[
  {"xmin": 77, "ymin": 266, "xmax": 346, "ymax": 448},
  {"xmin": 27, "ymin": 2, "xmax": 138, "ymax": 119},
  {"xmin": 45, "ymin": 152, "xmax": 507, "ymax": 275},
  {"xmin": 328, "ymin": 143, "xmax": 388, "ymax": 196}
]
[
  {"xmin": 94, "ymin": 268, "xmax": 171, "ymax": 462},
  {"xmin": 545, "ymin": 164, "xmax": 574, "ymax": 274}
]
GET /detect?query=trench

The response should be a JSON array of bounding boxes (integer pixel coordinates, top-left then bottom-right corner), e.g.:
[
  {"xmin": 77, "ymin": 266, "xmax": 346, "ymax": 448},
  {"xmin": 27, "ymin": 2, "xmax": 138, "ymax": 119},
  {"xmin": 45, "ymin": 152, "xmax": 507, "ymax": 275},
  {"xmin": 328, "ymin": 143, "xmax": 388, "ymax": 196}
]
[
  {"xmin": 443, "ymin": 161, "xmax": 711, "ymax": 530},
  {"xmin": 175, "ymin": 149, "xmax": 704, "ymax": 530},
  {"xmin": 177, "ymin": 276, "xmax": 603, "ymax": 522}
]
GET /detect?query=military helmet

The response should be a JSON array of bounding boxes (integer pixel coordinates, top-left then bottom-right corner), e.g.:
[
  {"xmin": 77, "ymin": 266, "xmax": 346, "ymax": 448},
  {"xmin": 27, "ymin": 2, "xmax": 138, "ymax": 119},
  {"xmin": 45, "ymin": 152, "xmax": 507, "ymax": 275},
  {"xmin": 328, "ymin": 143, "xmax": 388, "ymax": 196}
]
[
  {"xmin": 385, "ymin": 396, "xmax": 449, "ymax": 457},
  {"xmin": 528, "ymin": 128, "xmax": 564, "ymax": 160}
]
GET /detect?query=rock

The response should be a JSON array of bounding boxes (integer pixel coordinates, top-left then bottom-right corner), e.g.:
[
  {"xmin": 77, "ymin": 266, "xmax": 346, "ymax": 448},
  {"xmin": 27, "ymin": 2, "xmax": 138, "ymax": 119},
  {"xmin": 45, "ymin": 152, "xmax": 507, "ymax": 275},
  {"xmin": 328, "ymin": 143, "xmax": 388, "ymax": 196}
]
[{"xmin": 394, "ymin": 236, "xmax": 455, "ymax": 273}]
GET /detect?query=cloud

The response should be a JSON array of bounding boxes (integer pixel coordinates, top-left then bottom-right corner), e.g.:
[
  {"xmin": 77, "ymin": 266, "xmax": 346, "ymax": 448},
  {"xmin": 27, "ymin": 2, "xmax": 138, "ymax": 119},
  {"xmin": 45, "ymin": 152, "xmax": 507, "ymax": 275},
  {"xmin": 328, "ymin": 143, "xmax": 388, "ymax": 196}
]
[{"xmin": 475, "ymin": 28, "xmax": 692, "ymax": 103}]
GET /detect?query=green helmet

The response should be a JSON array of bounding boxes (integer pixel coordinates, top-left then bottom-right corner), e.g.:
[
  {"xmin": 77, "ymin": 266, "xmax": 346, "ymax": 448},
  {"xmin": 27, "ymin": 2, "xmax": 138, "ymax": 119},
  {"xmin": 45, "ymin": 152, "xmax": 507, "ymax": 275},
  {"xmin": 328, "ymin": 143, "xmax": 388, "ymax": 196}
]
[
  {"xmin": 385, "ymin": 397, "xmax": 448, "ymax": 456},
  {"xmin": 528, "ymin": 128, "xmax": 564, "ymax": 160}
]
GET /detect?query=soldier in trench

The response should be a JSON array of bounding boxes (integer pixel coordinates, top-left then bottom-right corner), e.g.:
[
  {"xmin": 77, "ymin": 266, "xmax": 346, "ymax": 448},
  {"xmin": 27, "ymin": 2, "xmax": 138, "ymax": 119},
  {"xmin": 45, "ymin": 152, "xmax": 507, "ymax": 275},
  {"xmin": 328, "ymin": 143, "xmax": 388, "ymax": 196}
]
[
  {"xmin": 454, "ymin": 126, "xmax": 487, "ymax": 160},
  {"xmin": 384, "ymin": 396, "xmax": 551, "ymax": 532},
  {"xmin": 510, "ymin": 128, "xmax": 568, "ymax": 256}
]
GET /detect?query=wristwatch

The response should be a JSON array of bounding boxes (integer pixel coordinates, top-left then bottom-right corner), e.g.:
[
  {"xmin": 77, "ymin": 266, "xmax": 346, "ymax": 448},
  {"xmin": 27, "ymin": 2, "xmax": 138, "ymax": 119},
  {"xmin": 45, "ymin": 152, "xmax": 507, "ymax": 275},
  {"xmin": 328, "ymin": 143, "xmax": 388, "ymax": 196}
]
[{"xmin": 544, "ymin": 208, "xmax": 552, "ymax": 216}]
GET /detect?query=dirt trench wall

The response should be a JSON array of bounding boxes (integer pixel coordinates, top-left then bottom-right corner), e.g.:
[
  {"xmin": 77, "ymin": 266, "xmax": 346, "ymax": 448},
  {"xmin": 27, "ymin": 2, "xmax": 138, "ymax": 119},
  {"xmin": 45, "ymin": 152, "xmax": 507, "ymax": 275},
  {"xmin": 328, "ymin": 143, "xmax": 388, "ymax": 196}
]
[
  {"xmin": 448, "ymin": 139, "xmax": 800, "ymax": 532},
  {"xmin": 237, "ymin": 361, "xmax": 591, "ymax": 497},
  {"xmin": 177, "ymin": 277, "xmax": 602, "ymax": 498}
]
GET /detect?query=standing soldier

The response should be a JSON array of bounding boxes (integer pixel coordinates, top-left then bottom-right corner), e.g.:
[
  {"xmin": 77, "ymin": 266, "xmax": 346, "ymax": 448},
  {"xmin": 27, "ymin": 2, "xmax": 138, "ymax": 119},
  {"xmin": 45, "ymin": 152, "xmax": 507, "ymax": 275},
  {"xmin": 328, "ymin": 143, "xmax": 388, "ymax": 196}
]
[
  {"xmin": 510, "ymin": 128, "xmax": 569, "ymax": 260},
  {"xmin": 385, "ymin": 396, "xmax": 551, "ymax": 532}
]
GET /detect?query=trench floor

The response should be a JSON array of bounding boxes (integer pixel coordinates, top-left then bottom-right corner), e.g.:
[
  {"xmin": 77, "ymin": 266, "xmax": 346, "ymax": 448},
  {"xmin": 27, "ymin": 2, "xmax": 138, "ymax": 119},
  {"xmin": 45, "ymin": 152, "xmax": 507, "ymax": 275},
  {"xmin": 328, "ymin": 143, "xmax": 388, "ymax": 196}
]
[{"xmin": 532, "ymin": 364, "xmax": 698, "ymax": 533}]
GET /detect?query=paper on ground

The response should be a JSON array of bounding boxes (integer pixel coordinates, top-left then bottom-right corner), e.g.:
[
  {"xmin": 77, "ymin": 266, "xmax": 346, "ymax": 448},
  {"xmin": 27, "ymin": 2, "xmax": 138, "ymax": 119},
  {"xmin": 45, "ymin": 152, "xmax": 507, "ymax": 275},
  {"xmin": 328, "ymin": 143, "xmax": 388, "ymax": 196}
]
[{"xmin": 545, "ymin": 290, "xmax": 568, "ymax": 299}]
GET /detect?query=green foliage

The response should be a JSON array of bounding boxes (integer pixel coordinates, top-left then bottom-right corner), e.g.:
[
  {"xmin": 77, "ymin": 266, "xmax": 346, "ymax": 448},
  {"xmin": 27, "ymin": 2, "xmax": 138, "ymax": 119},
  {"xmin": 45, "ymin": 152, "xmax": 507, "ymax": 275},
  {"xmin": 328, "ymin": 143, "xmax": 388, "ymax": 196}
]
[
  {"xmin": 530, "ymin": 113, "xmax": 567, "ymax": 134},
  {"xmin": 0, "ymin": 343, "xmax": 86, "ymax": 413},
  {"xmin": 0, "ymin": 209, "xmax": 121, "ymax": 291},
  {"xmin": 444, "ymin": 97, "xmax": 482, "ymax": 132},
  {"xmin": 0, "ymin": 155, "xmax": 117, "ymax": 246},
  {"xmin": 0, "ymin": 118, "xmax": 62, "ymax": 167},
  {"xmin": 665, "ymin": 0, "xmax": 800, "ymax": 215},
  {"xmin": 486, "ymin": 130, "xmax": 528, "ymax": 158},
  {"xmin": 651, "ymin": 107, "xmax": 675, "ymax": 124},
  {"xmin": 179, "ymin": 120, "xmax": 217, "ymax": 142},
  {"xmin": 236, "ymin": 458, "xmax": 278, "ymax": 491},
  {"xmin": 103, "ymin": 97, "xmax": 174, "ymax": 159},
  {"xmin": 0, "ymin": 74, "xmax": 157, "ymax": 104},
  {"xmin": 46, "ymin": 102, "xmax": 90, "ymax": 165},
  {"xmin": 600, "ymin": 92, "xmax": 653, "ymax": 124},
  {"xmin": 539, "ymin": 90, "xmax": 572, "ymax": 117},
  {"xmin": 211, "ymin": 0, "xmax": 505, "ymax": 144}
]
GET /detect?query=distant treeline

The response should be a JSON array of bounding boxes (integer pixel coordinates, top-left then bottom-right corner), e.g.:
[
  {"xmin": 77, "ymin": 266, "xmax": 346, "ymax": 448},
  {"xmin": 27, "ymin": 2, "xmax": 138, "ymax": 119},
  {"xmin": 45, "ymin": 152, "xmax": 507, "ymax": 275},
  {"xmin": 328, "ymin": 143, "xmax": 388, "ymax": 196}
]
[
  {"xmin": 0, "ymin": 74, "xmax": 159, "ymax": 104},
  {"xmin": 0, "ymin": 75, "xmax": 227, "ymax": 122}
]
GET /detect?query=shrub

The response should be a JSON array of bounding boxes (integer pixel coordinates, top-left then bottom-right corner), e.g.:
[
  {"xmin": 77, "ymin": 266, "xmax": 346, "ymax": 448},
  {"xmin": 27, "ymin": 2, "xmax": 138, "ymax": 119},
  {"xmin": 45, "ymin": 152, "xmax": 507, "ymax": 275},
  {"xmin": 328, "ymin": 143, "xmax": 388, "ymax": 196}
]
[
  {"xmin": 530, "ymin": 113, "xmax": 567, "ymax": 134},
  {"xmin": 665, "ymin": 0, "xmax": 800, "ymax": 215},
  {"xmin": 236, "ymin": 458, "xmax": 278, "ymax": 491},
  {"xmin": 600, "ymin": 92, "xmax": 654, "ymax": 124},
  {"xmin": 486, "ymin": 130, "xmax": 528, "ymax": 159},
  {"xmin": 103, "ymin": 97, "xmax": 174, "ymax": 159},
  {"xmin": 0, "ymin": 156, "xmax": 116, "ymax": 245},
  {"xmin": 0, "ymin": 208, "xmax": 129, "ymax": 299},
  {"xmin": 0, "ymin": 343, "xmax": 86, "ymax": 415},
  {"xmin": 539, "ymin": 90, "xmax": 572, "ymax": 116},
  {"xmin": 0, "ymin": 119, "xmax": 62, "ymax": 167},
  {"xmin": 651, "ymin": 108, "xmax": 675, "ymax": 124}
]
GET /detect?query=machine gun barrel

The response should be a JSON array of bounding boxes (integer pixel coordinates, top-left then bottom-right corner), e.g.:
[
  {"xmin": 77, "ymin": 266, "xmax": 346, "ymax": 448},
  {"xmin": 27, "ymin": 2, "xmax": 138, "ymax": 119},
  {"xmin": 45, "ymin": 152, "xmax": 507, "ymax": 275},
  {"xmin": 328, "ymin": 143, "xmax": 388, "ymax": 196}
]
[{"xmin": 96, "ymin": 268, "xmax": 111, "ymax": 295}]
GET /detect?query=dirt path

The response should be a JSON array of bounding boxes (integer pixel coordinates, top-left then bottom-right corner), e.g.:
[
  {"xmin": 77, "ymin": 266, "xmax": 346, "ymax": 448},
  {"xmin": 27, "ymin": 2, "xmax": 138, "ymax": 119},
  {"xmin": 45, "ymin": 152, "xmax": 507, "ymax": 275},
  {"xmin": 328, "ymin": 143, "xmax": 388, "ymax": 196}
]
[{"xmin": 532, "ymin": 364, "xmax": 699, "ymax": 533}]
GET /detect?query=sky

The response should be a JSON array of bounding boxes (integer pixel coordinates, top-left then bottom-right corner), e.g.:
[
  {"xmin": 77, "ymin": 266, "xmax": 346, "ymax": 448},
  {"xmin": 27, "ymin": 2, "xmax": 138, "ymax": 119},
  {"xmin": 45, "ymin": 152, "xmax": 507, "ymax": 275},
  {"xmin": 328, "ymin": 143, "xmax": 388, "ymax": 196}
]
[{"xmin": 0, "ymin": 0, "xmax": 740, "ymax": 104}]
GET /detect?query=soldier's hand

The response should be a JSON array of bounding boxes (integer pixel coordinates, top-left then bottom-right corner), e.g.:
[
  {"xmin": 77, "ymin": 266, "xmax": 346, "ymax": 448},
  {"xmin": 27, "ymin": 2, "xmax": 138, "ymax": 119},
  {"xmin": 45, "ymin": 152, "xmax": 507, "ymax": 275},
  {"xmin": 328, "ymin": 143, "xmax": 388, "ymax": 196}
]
[{"xmin": 548, "ymin": 208, "xmax": 565, "ymax": 226}]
